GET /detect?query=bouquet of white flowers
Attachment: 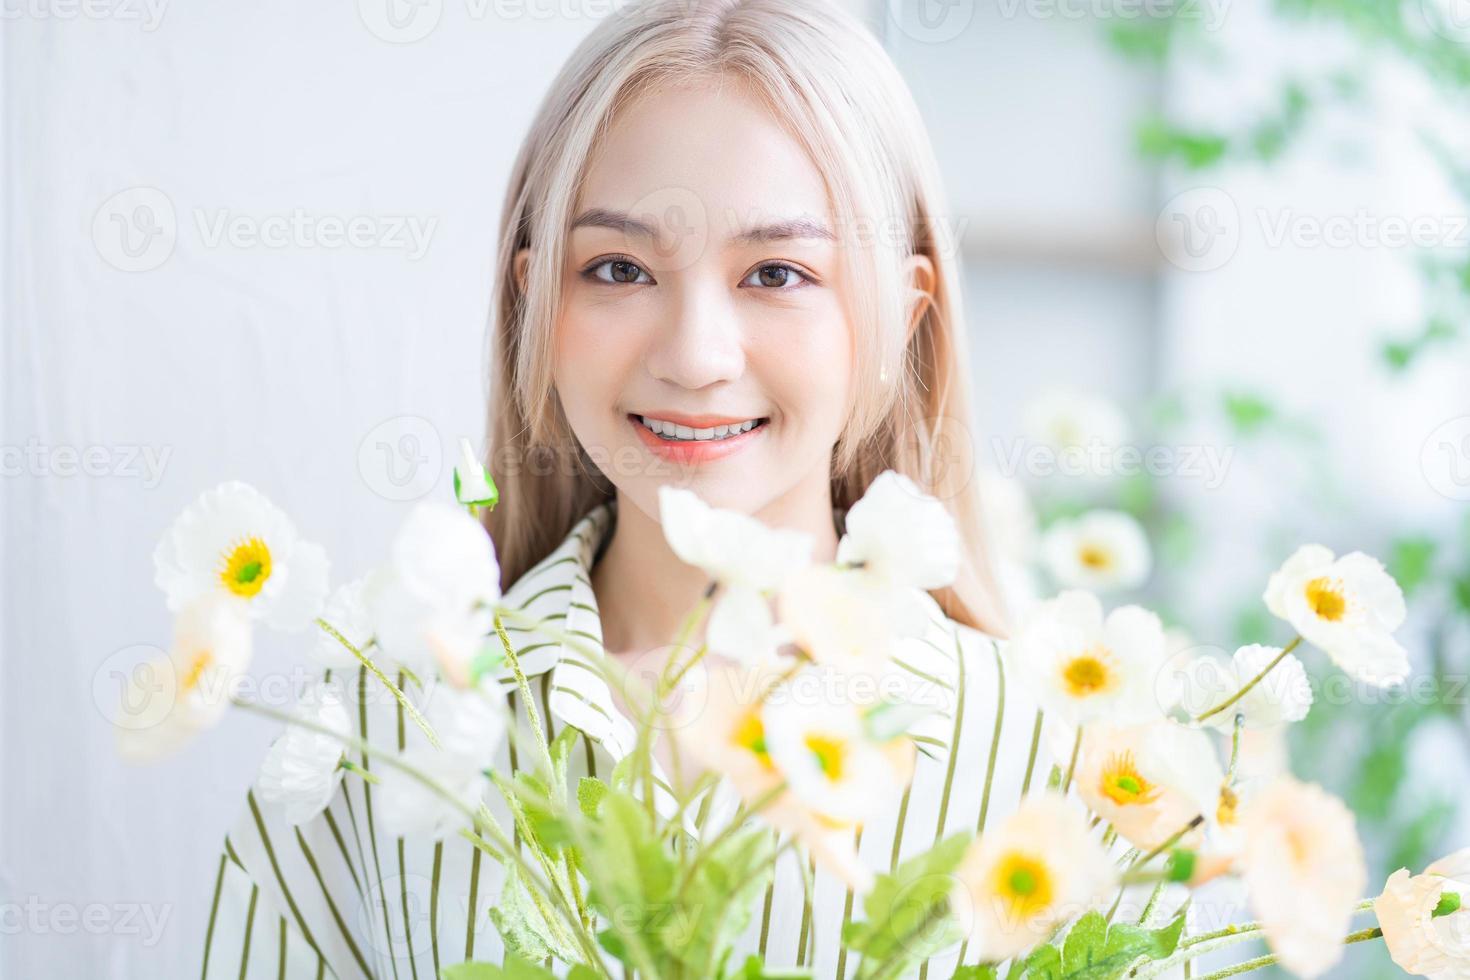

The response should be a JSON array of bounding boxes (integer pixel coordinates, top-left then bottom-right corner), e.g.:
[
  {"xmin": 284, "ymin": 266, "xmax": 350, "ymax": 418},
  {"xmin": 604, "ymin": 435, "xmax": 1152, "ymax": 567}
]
[{"xmin": 119, "ymin": 461, "xmax": 1469, "ymax": 980}]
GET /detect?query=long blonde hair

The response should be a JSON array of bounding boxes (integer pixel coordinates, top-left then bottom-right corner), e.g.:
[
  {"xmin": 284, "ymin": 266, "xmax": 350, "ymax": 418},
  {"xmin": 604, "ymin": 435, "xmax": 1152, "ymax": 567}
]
[{"xmin": 483, "ymin": 0, "xmax": 1007, "ymax": 636}]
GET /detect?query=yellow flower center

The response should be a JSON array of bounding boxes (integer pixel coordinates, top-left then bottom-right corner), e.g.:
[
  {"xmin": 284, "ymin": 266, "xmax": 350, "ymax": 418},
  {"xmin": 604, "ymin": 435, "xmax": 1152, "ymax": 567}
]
[
  {"xmin": 220, "ymin": 537, "xmax": 272, "ymax": 598},
  {"xmin": 1100, "ymin": 751, "xmax": 1159, "ymax": 806},
  {"xmin": 1078, "ymin": 544, "xmax": 1113, "ymax": 570},
  {"xmin": 993, "ymin": 852, "xmax": 1053, "ymax": 917},
  {"xmin": 179, "ymin": 650, "xmax": 213, "ymax": 693},
  {"xmin": 805, "ymin": 733, "xmax": 847, "ymax": 782},
  {"xmin": 733, "ymin": 712, "xmax": 773, "ymax": 770},
  {"xmin": 1303, "ymin": 576, "xmax": 1347, "ymax": 622},
  {"xmin": 1060, "ymin": 647, "xmax": 1115, "ymax": 699},
  {"xmin": 1216, "ymin": 784, "xmax": 1238, "ymax": 827}
]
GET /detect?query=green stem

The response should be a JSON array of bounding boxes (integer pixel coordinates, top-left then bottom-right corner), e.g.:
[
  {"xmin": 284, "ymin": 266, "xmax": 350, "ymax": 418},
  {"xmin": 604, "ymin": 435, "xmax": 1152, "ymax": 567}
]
[
  {"xmin": 1062, "ymin": 725, "xmax": 1084, "ymax": 794},
  {"xmin": 316, "ymin": 617, "xmax": 439, "ymax": 747},
  {"xmin": 492, "ymin": 610, "xmax": 551, "ymax": 767},
  {"xmin": 338, "ymin": 758, "xmax": 380, "ymax": 784},
  {"xmin": 1196, "ymin": 637, "xmax": 1301, "ymax": 724},
  {"xmin": 1187, "ymin": 927, "xmax": 1382, "ymax": 980}
]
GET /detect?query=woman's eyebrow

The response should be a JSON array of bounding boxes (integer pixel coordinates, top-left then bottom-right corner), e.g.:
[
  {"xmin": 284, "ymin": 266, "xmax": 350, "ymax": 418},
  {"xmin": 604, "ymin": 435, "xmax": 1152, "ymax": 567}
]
[{"xmin": 570, "ymin": 207, "xmax": 835, "ymax": 244}]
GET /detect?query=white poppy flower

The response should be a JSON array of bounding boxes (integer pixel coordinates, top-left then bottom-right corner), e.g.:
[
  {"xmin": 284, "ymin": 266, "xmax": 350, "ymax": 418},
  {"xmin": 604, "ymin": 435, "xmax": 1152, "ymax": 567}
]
[
  {"xmin": 1022, "ymin": 387, "xmax": 1129, "ymax": 457},
  {"xmin": 777, "ymin": 564, "xmax": 929, "ymax": 672},
  {"xmin": 1238, "ymin": 776, "xmax": 1367, "ymax": 979},
  {"xmin": 378, "ymin": 685, "xmax": 505, "ymax": 840},
  {"xmin": 312, "ymin": 578, "xmax": 374, "ymax": 668},
  {"xmin": 1008, "ymin": 590, "xmax": 1166, "ymax": 727},
  {"xmin": 953, "ymin": 793, "xmax": 1117, "ymax": 962},
  {"xmin": 117, "ymin": 594, "xmax": 253, "ymax": 762},
  {"xmin": 368, "ymin": 502, "xmax": 501, "ymax": 680},
  {"xmin": 1073, "ymin": 721, "xmax": 1222, "ymax": 852},
  {"xmin": 453, "ymin": 437, "xmax": 499, "ymax": 509},
  {"xmin": 1040, "ymin": 510, "xmax": 1151, "ymax": 593},
  {"xmin": 676, "ymin": 656, "xmax": 792, "ymax": 804},
  {"xmin": 836, "ymin": 470, "xmax": 960, "ymax": 590},
  {"xmin": 1375, "ymin": 847, "xmax": 1470, "ymax": 979},
  {"xmin": 257, "ymin": 681, "xmax": 352, "ymax": 824},
  {"xmin": 153, "ymin": 482, "xmax": 329, "ymax": 631},
  {"xmin": 658, "ymin": 486, "xmax": 812, "ymax": 664},
  {"xmin": 761, "ymin": 665, "xmax": 915, "ymax": 825},
  {"xmin": 1197, "ymin": 643, "xmax": 1314, "ymax": 731},
  {"xmin": 1264, "ymin": 544, "xmax": 1409, "ymax": 686}
]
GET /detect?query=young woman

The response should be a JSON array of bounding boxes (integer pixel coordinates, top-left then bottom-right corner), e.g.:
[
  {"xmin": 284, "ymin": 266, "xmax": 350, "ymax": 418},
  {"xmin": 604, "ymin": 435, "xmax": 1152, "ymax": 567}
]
[{"xmin": 201, "ymin": 1, "xmax": 1054, "ymax": 975}]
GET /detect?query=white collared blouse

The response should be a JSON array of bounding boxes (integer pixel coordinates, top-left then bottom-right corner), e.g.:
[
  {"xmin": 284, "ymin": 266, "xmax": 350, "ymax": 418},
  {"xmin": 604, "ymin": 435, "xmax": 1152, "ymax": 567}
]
[{"xmin": 200, "ymin": 500, "xmax": 1058, "ymax": 980}]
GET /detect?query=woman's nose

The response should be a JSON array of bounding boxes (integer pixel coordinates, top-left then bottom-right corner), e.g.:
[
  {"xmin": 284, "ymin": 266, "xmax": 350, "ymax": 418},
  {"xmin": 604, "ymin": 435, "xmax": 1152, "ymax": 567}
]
[{"xmin": 643, "ymin": 279, "xmax": 746, "ymax": 390}]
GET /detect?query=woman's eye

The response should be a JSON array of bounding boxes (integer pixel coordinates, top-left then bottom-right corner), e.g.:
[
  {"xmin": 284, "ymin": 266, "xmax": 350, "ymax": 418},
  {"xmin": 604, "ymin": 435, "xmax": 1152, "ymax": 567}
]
[
  {"xmin": 741, "ymin": 263, "xmax": 811, "ymax": 289},
  {"xmin": 585, "ymin": 258, "xmax": 653, "ymax": 285}
]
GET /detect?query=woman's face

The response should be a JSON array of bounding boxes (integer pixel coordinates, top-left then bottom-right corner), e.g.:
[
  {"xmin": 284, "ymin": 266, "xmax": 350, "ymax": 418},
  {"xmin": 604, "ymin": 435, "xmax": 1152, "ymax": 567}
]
[{"xmin": 544, "ymin": 79, "xmax": 854, "ymax": 521}]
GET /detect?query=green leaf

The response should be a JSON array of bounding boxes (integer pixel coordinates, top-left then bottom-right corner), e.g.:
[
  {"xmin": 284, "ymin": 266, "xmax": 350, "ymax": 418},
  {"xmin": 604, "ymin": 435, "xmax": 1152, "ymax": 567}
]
[
  {"xmin": 1387, "ymin": 536, "xmax": 1438, "ymax": 598},
  {"xmin": 668, "ymin": 824, "xmax": 777, "ymax": 975},
  {"xmin": 440, "ymin": 953, "xmax": 558, "ymax": 979},
  {"xmin": 487, "ymin": 866, "xmax": 579, "ymax": 965},
  {"xmin": 843, "ymin": 832, "xmax": 972, "ymax": 969},
  {"xmin": 571, "ymin": 788, "xmax": 678, "ymax": 971},
  {"xmin": 949, "ymin": 966, "xmax": 998, "ymax": 980},
  {"xmin": 1061, "ymin": 912, "xmax": 1108, "ymax": 973},
  {"xmin": 1222, "ymin": 391, "xmax": 1276, "ymax": 436},
  {"xmin": 1022, "ymin": 943, "xmax": 1061, "ymax": 980},
  {"xmin": 735, "ymin": 953, "xmax": 814, "ymax": 978},
  {"xmin": 578, "ymin": 776, "xmax": 608, "ymax": 819}
]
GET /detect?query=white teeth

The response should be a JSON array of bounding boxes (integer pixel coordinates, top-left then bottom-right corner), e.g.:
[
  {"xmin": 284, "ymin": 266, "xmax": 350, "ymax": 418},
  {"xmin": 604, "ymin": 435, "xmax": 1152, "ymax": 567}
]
[{"xmin": 637, "ymin": 416, "xmax": 763, "ymax": 441}]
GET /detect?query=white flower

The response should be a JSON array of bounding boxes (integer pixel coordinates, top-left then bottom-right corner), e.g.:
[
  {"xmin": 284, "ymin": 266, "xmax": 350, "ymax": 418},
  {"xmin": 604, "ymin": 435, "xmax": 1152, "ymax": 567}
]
[
  {"xmin": 368, "ymin": 502, "xmax": 500, "ymax": 680},
  {"xmin": 1008, "ymin": 591, "xmax": 1166, "ymax": 727},
  {"xmin": 1375, "ymin": 848, "xmax": 1470, "ymax": 979},
  {"xmin": 117, "ymin": 594, "xmax": 254, "ymax": 762},
  {"xmin": 153, "ymin": 482, "xmax": 328, "ymax": 631},
  {"xmin": 1197, "ymin": 643, "xmax": 1313, "ymax": 731},
  {"xmin": 1022, "ymin": 387, "xmax": 1128, "ymax": 457},
  {"xmin": 453, "ymin": 438, "xmax": 499, "ymax": 509},
  {"xmin": 836, "ymin": 470, "xmax": 959, "ymax": 590},
  {"xmin": 953, "ymin": 793, "xmax": 1117, "ymax": 962},
  {"xmin": 676, "ymin": 656, "xmax": 790, "ymax": 804},
  {"xmin": 1264, "ymin": 544, "xmax": 1409, "ymax": 686},
  {"xmin": 257, "ymin": 681, "xmax": 352, "ymax": 824},
  {"xmin": 1238, "ymin": 776, "xmax": 1367, "ymax": 979},
  {"xmin": 378, "ymin": 684, "xmax": 506, "ymax": 840},
  {"xmin": 659, "ymin": 486, "xmax": 812, "ymax": 664},
  {"xmin": 1040, "ymin": 510, "xmax": 1151, "ymax": 593},
  {"xmin": 312, "ymin": 578, "xmax": 373, "ymax": 668},
  {"xmin": 761, "ymin": 665, "xmax": 915, "ymax": 825},
  {"xmin": 1073, "ymin": 721, "xmax": 1222, "ymax": 851}
]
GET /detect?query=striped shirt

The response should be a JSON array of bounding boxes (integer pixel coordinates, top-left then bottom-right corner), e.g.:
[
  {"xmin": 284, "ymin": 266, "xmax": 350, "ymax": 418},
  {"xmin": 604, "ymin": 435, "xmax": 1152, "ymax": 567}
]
[{"xmin": 200, "ymin": 500, "xmax": 1061, "ymax": 979}]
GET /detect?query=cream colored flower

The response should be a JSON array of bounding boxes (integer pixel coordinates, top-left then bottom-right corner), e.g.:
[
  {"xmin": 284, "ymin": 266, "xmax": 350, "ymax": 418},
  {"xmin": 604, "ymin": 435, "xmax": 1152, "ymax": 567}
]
[
  {"xmin": 1040, "ymin": 510, "xmax": 1151, "ymax": 593},
  {"xmin": 117, "ymin": 594, "xmax": 254, "ymax": 762},
  {"xmin": 1008, "ymin": 590, "xmax": 1166, "ymax": 727},
  {"xmin": 761, "ymin": 665, "xmax": 915, "ymax": 825},
  {"xmin": 1238, "ymin": 776, "xmax": 1367, "ymax": 978},
  {"xmin": 368, "ymin": 502, "xmax": 500, "ymax": 680},
  {"xmin": 1375, "ymin": 848, "xmax": 1470, "ymax": 979},
  {"xmin": 778, "ymin": 564, "xmax": 928, "ymax": 672},
  {"xmin": 153, "ymin": 481, "xmax": 328, "ymax": 631},
  {"xmin": 257, "ymin": 681, "xmax": 352, "ymax": 824},
  {"xmin": 836, "ymin": 470, "xmax": 960, "ymax": 590},
  {"xmin": 953, "ymin": 793, "xmax": 1116, "ymax": 962},
  {"xmin": 1073, "ymin": 722, "xmax": 1222, "ymax": 852},
  {"xmin": 1022, "ymin": 387, "xmax": 1129, "ymax": 457},
  {"xmin": 1264, "ymin": 545, "xmax": 1409, "ymax": 686},
  {"xmin": 659, "ymin": 486, "xmax": 812, "ymax": 663}
]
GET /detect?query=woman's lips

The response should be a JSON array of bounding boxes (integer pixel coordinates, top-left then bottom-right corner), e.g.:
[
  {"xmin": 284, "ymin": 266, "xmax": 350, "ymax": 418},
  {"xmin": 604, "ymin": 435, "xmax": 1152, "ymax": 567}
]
[{"xmin": 628, "ymin": 414, "xmax": 769, "ymax": 464}]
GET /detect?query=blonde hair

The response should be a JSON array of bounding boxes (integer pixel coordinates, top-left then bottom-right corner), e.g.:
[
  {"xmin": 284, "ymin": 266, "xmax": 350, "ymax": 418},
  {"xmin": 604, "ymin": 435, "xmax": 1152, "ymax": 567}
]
[{"xmin": 483, "ymin": 0, "xmax": 1008, "ymax": 636}]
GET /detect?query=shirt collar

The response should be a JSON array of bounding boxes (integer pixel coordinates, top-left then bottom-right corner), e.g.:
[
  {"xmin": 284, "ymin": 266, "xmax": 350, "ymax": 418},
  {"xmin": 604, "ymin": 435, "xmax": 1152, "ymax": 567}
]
[{"xmin": 492, "ymin": 497, "xmax": 964, "ymax": 812}]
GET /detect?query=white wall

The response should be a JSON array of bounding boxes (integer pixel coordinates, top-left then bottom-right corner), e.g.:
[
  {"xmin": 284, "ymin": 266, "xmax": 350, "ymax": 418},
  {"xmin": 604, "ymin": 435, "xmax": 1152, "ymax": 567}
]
[{"xmin": 1, "ymin": 4, "xmax": 604, "ymax": 975}]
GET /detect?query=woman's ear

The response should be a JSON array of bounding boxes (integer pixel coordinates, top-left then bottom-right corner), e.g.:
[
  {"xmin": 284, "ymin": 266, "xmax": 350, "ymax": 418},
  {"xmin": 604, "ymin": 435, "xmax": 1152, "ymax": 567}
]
[
  {"xmin": 903, "ymin": 252, "xmax": 937, "ymax": 345},
  {"xmin": 513, "ymin": 247, "xmax": 531, "ymax": 292}
]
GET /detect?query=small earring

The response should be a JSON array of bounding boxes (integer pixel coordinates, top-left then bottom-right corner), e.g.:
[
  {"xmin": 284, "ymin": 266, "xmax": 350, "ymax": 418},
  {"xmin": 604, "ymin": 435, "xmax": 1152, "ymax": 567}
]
[{"xmin": 879, "ymin": 364, "xmax": 890, "ymax": 384}]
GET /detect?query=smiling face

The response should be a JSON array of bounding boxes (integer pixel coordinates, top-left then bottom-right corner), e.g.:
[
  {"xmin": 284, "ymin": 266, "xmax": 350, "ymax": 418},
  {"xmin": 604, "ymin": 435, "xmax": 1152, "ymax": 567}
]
[{"xmin": 543, "ymin": 78, "xmax": 855, "ymax": 522}]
